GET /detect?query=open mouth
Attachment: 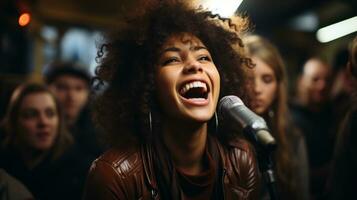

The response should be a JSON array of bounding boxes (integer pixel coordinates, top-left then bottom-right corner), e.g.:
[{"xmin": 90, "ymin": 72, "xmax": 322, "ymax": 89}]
[{"xmin": 179, "ymin": 80, "xmax": 209, "ymax": 100}]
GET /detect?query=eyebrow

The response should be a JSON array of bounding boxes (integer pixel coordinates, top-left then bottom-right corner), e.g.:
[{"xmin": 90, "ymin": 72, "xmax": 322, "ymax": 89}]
[{"xmin": 160, "ymin": 45, "xmax": 208, "ymax": 55}]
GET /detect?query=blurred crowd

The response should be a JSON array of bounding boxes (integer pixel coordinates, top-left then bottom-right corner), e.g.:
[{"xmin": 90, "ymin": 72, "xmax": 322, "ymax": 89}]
[
  {"xmin": 0, "ymin": 18, "xmax": 356, "ymax": 200},
  {"xmin": 0, "ymin": 63, "xmax": 105, "ymax": 200}
]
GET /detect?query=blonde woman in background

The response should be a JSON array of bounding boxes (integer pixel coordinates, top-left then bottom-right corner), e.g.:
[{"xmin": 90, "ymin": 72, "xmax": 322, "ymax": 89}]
[{"xmin": 244, "ymin": 35, "xmax": 309, "ymax": 200}]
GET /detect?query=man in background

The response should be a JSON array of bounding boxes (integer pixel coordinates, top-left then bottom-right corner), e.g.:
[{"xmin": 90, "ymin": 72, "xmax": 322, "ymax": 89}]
[
  {"xmin": 290, "ymin": 58, "xmax": 335, "ymax": 200},
  {"xmin": 45, "ymin": 62, "xmax": 104, "ymax": 162}
]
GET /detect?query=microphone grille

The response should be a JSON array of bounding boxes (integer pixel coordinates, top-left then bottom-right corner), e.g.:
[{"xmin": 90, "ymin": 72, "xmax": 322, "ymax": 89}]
[{"xmin": 218, "ymin": 95, "xmax": 244, "ymax": 115}]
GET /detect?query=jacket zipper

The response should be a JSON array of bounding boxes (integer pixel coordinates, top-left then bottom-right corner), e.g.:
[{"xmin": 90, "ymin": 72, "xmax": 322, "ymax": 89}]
[
  {"xmin": 221, "ymin": 168, "xmax": 226, "ymax": 200},
  {"xmin": 151, "ymin": 188, "xmax": 158, "ymax": 200}
]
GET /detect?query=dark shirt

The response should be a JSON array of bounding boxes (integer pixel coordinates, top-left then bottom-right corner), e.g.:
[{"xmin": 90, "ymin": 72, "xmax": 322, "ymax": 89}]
[
  {"xmin": 176, "ymin": 148, "xmax": 216, "ymax": 200},
  {"xmin": 290, "ymin": 103, "xmax": 336, "ymax": 199},
  {"xmin": 70, "ymin": 107, "xmax": 106, "ymax": 162},
  {"xmin": 329, "ymin": 94, "xmax": 357, "ymax": 200},
  {"xmin": 0, "ymin": 168, "xmax": 34, "ymax": 200},
  {"xmin": 290, "ymin": 103, "xmax": 335, "ymax": 168},
  {"xmin": 0, "ymin": 146, "xmax": 89, "ymax": 200}
]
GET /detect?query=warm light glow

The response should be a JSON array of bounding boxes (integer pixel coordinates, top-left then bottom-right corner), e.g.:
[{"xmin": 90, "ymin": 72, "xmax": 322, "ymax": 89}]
[
  {"xmin": 18, "ymin": 13, "xmax": 31, "ymax": 27},
  {"xmin": 195, "ymin": 0, "xmax": 243, "ymax": 18},
  {"xmin": 316, "ymin": 16, "xmax": 357, "ymax": 43}
]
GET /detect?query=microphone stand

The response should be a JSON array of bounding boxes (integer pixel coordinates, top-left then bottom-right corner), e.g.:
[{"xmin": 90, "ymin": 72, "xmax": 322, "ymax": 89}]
[
  {"xmin": 257, "ymin": 146, "xmax": 279, "ymax": 200},
  {"xmin": 243, "ymin": 127, "xmax": 279, "ymax": 200}
]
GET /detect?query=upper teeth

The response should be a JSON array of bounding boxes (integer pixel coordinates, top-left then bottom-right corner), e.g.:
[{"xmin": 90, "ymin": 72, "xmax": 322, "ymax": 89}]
[{"xmin": 180, "ymin": 81, "xmax": 207, "ymax": 94}]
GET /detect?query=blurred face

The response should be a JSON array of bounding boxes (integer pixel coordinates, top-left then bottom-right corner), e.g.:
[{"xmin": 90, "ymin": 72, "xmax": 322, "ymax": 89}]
[
  {"xmin": 300, "ymin": 59, "xmax": 331, "ymax": 105},
  {"xmin": 251, "ymin": 57, "xmax": 278, "ymax": 114},
  {"xmin": 49, "ymin": 75, "xmax": 89, "ymax": 122},
  {"xmin": 155, "ymin": 33, "xmax": 220, "ymax": 123},
  {"xmin": 17, "ymin": 92, "xmax": 59, "ymax": 151}
]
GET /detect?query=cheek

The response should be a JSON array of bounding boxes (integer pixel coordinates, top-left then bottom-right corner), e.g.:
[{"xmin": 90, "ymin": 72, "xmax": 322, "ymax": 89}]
[
  {"xmin": 264, "ymin": 82, "xmax": 278, "ymax": 104},
  {"xmin": 212, "ymin": 69, "xmax": 220, "ymax": 99},
  {"xmin": 155, "ymin": 73, "xmax": 174, "ymax": 111},
  {"xmin": 75, "ymin": 93, "xmax": 89, "ymax": 106},
  {"xmin": 79, "ymin": 90, "xmax": 89, "ymax": 99},
  {"xmin": 212, "ymin": 68, "xmax": 220, "ymax": 86},
  {"xmin": 55, "ymin": 92, "xmax": 67, "ymax": 103},
  {"xmin": 207, "ymin": 66, "xmax": 220, "ymax": 86},
  {"xmin": 157, "ymin": 68, "xmax": 175, "ymax": 84},
  {"xmin": 52, "ymin": 118, "xmax": 60, "ymax": 132},
  {"xmin": 17, "ymin": 120, "xmax": 37, "ymax": 144},
  {"xmin": 156, "ymin": 69, "xmax": 177, "ymax": 96},
  {"xmin": 18, "ymin": 120, "xmax": 36, "ymax": 134}
]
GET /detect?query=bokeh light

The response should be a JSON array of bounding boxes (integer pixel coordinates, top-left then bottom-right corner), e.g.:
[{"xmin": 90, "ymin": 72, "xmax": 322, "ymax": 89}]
[{"xmin": 18, "ymin": 13, "xmax": 31, "ymax": 27}]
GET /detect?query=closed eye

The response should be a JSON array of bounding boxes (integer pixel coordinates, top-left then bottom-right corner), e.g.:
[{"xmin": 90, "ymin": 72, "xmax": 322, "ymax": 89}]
[
  {"xmin": 198, "ymin": 55, "xmax": 212, "ymax": 62},
  {"xmin": 162, "ymin": 57, "xmax": 180, "ymax": 66},
  {"xmin": 262, "ymin": 74, "xmax": 274, "ymax": 83}
]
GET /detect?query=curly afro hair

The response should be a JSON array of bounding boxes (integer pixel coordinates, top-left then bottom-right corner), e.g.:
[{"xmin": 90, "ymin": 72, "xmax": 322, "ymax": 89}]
[{"xmin": 93, "ymin": 0, "xmax": 253, "ymax": 147}]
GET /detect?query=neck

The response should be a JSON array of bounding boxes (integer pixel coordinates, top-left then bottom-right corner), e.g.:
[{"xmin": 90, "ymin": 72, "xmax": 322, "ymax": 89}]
[
  {"xmin": 66, "ymin": 115, "xmax": 77, "ymax": 126},
  {"xmin": 161, "ymin": 118, "xmax": 208, "ymax": 175},
  {"xmin": 302, "ymin": 100, "xmax": 325, "ymax": 112},
  {"xmin": 296, "ymin": 93, "xmax": 325, "ymax": 112},
  {"xmin": 20, "ymin": 147, "xmax": 48, "ymax": 170}
]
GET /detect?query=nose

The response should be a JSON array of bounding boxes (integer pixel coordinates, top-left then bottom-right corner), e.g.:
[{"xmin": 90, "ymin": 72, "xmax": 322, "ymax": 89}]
[
  {"xmin": 68, "ymin": 88, "xmax": 77, "ymax": 101},
  {"xmin": 316, "ymin": 79, "xmax": 327, "ymax": 91},
  {"xmin": 183, "ymin": 55, "xmax": 203, "ymax": 74},
  {"xmin": 37, "ymin": 113, "xmax": 49, "ymax": 127},
  {"xmin": 254, "ymin": 79, "xmax": 262, "ymax": 95}
]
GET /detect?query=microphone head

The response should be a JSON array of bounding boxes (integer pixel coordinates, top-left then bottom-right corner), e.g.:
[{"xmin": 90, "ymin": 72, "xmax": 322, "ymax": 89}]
[
  {"xmin": 218, "ymin": 95, "xmax": 277, "ymax": 151},
  {"xmin": 218, "ymin": 95, "xmax": 244, "ymax": 117}
]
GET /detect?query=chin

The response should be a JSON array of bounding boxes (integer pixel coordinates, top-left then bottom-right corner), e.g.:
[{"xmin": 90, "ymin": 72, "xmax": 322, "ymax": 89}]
[
  {"xmin": 34, "ymin": 143, "xmax": 54, "ymax": 151},
  {"xmin": 253, "ymin": 107, "xmax": 265, "ymax": 115},
  {"xmin": 186, "ymin": 110, "xmax": 214, "ymax": 123},
  {"xmin": 192, "ymin": 116, "xmax": 212, "ymax": 123}
]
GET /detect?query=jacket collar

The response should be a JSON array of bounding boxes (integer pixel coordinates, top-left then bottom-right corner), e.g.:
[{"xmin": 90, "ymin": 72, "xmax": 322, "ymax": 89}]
[{"xmin": 140, "ymin": 136, "xmax": 228, "ymax": 200}]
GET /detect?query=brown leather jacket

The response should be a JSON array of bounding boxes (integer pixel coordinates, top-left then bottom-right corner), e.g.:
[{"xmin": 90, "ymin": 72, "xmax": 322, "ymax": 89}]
[{"xmin": 83, "ymin": 137, "xmax": 261, "ymax": 200}]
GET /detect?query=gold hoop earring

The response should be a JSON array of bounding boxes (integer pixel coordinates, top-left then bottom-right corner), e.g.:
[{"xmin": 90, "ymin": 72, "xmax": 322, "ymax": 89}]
[
  {"xmin": 214, "ymin": 112, "xmax": 219, "ymax": 134},
  {"xmin": 149, "ymin": 111, "xmax": 153, "ymax": 134},
  {"xmin": 268, "ymin": 109, "xmax": 275, "ymax": 118}
]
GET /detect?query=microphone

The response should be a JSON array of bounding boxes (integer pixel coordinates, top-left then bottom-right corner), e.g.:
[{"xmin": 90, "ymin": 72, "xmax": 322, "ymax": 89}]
[{"xmin": 218, "ymin": 95, "xmax": 277, "ymax": 151}]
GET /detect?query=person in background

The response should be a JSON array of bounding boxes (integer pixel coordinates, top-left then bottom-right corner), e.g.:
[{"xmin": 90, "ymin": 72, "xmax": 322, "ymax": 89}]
[
  {"xmin": 244, "ymin": 35, "xmax": 309, "ymax": 200},
  {"xmin": 328, "ymin": 36, "xmax": 357, "ymax": 200},
  {"xmin": 330, "ymin": 48, "xmax": 355, "ymax": 137},
  {"xmin": 0, "ymin": 168, "xmax": 33, "ymax": 200},
  {"xmin": 44, "ymin": 62, "xmax": 104, "ymax": 162},
  {"xmin": 83, "ymin": 1, "xmax": 261, "ymax": 199},
  {"xmin": 295, "ymin": 58, "xmax": 332, "ymax": 112},
  {"xmin": 44, "ymin": 62, "xmax": 90, "ymax": 126},
  {"xmin": 330, "ymin": 48, "xmax": 351, "ymax": 103},
  {"xmin": 290, "ymin": 57, "xmax": 334, "ymax": 199},
  {"xmin": 0, "ymin": 83, "xmax": 87, "ymax": 200}
]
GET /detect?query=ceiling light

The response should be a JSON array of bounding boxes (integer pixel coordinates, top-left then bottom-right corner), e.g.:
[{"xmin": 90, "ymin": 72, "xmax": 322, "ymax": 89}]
[
  {"xmin": 195, "ymin": 0, "xmax": 243, "ymax": 18},
  {"xmin": 316, "ymin": 16, "xmax": 357, "ymax": 43}
]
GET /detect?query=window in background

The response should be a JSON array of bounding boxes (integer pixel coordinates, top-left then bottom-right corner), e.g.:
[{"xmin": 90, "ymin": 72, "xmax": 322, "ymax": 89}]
[
  {"xmin": 60, "ymin": 28, "xmax": 102, "ymax": 76},
  {"xmin": 41, "ymin": 26, "xmax": 102, "ymax": 76}
]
